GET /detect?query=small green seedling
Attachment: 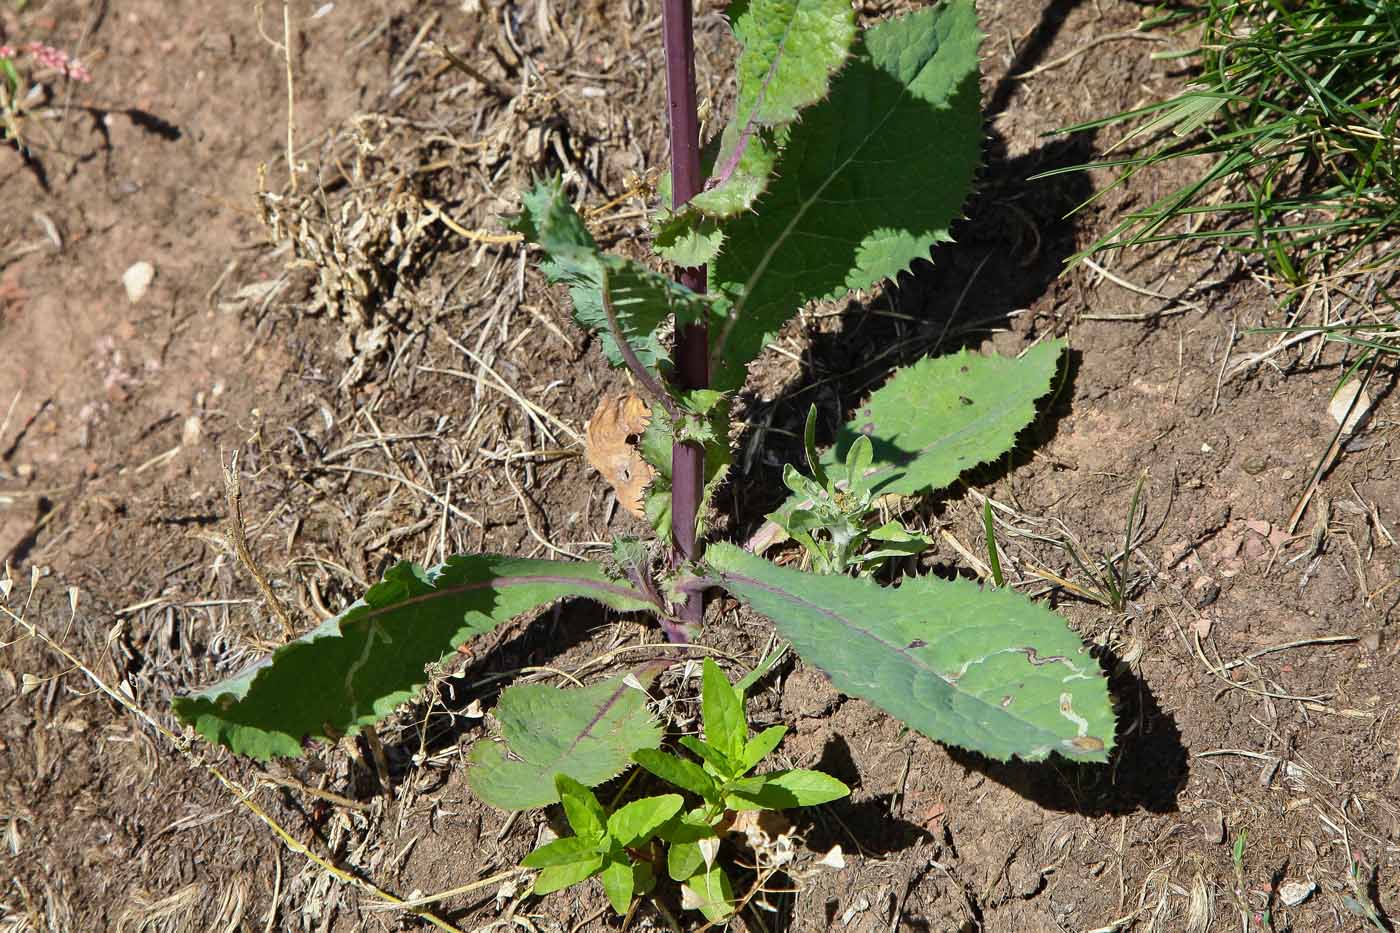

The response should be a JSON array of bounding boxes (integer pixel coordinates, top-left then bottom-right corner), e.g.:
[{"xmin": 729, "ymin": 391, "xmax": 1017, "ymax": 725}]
[
  {"xmin": 523, "ymin": 658, "xmax": 849, "ymax": 921},
  {"xmin": 522, "ymin": 775, "xmax": 681, "ymax": 916},
  {"xmin": 769, "ymin": 407, "xmax": 931, "ymax": 576}
]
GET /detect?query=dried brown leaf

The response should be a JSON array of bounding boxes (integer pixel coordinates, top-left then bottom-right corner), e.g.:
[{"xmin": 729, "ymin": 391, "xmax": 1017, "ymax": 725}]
[{"xmin": 585, "ymin": 392, "xmax": 655, "ymax": 518}]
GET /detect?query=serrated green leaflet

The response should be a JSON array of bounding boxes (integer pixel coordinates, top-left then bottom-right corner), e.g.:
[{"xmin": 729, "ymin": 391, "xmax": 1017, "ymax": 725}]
[
  {"xmin": 730, "ymin": 0, "xmax": 855, "ymax": 127},
  {"xmin": 704, "ymin": 544, "xmax": 1116, "ymax": 763},
  {"xmin": 689, "ymin": 0, "xmax": 854, "ymax": 218},
  {"xmin": 709, "ymin": 2, "xmax": 984, "ymax": 392},
  {"xmin": 633, "ymin": 749, "xmax": 720, "ymax": 798},
  {"xmin": 513, "ymin": 179, "xmax": 719, "ymax": 370},
  {"xmin": 682, "ymin": 865, "xmax": 736, "ymax": 922},
  {"xmin": 830, "ymin": 340, "xmax": 1063, "ymax": 497},
  {"xmin": 467, "ymin": 672, "xmax": 663, "ymax": 810},
  {"xmin": 172, "ymin": 556, "xmax": 652, "ymax": 760}
]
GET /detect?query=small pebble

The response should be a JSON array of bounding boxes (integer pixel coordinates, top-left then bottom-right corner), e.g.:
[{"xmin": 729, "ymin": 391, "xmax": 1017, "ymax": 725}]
[
  {"xmin": 123, "ymin": 261, "xmax": 155, "ymax": 303},
  {"xmin": 181, "ymin": 415, "xmax": 202, "ymax": 447},
  {"xmin": 1278, "ymin": 880, "xmax": 1315, "ymax": 907}
]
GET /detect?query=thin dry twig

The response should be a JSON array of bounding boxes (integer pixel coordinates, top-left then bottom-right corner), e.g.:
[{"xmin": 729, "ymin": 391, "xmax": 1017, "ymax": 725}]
[{"xmin": 224, "ymin": 451, "xmax": 297, "ymax": 639}]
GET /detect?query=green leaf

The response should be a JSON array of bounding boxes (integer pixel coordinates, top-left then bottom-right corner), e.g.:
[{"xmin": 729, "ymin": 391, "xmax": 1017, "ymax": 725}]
[
  {"xmin": 600, "ymin": 858, "xmax": 635, "ymax": 915},
  {"xmin": 668, "ymin": 841, "xmax": 706, "ymax": 883},
  {"xmin": 691, "ymin": 0, "xmax": 855, "ymax": 218},
  {"xmin": 678, "ymin": 736, "xmax": 738, "ymax": 778},
  {"xmin": 824, "ymin": 341, "xmax": 1064, "ymax": 498},
  {"xmin": 682, "ymin": 865, "xmax": 736, "ymax": 922},
  {"xmin": 556, "ymin": 774, "xmax": 607, "ymax": 843},
  {"xmin": 710, "ymin": 2, "xmax": 984, "ymax": 392},
  {"xmin": 654, "ymin": 209, "xmax": 724, "ymax": 267},
  {"xmin": 730, "ymin": 0, "xmax": 857, "ymax": 127},
  {"xmin": 639, "ymin": 404, "xmax": 731, "ymax": 538},
  {"xmin": 606, "ymin": 794, "xmax": 684, "ymax": 848},
  {"xmin": 741, "ymin": 724, "xmax": 789, "ymax": 771},
  {"xmin": 521, "ymin": 836, "xmax": 600, "ymax": 869},
  {"xmin": 172, "ymin": 556, "xmax": 654, "ymax": 760},
  {"xmin": 467, "ymin": 671, "xmax": 663, "ymax": 810},
  {"xmin": 701, "ymin": 658, "xmax": 747, "ymax": 761},
  {"xmin": 633, "ymin": 749, "xmax": 721, "ymax": 799},
  {"xmin": 513, "ymin": 179, "xmax": 719, "ymax": 371},
  {"xmin": 705, "ymin": 544, "xmax": 1117, "ymax": 763},
  {"xmin": 534, "ymin": 857, "xmax": 605, "ymax": 895},
  {"xmin": 725, "ymin": 769, "xmax": 850, "ymax": 810}
]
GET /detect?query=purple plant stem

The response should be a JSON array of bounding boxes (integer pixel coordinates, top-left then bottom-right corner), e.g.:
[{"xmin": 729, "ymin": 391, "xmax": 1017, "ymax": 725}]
[{"xmin": 662, "ymin": 0, "xmax": 707, "ymax": 631}]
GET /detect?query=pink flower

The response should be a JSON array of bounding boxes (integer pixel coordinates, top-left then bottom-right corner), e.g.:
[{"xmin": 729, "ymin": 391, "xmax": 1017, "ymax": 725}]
[
  {"xmin": 19, "ymin": 41, "xmax": 91, "ymax": 83},
  {"xmin": 0, "ymin": 46, "xmax": 17, "ymax": 60}
]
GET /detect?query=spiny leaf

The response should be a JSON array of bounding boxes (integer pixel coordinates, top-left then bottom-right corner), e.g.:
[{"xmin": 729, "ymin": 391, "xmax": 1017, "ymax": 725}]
[
  {"xmin": 704, "ymin": 544, "xmax": 1116, "ymax": 763},
  {"xmin": 691, "ymin": 0, "xmax": 855, "ymax": 219},
  {"xmin": 468, "ymin": 672, "xmax": 664, "ymax": 811},
  {"xmin": 822, "ymin": 341, "xmax": 1064, "ymax": 497},
  {"xmin": 172, "ymin": 557, "xmax": 654, "ymax": 760},
  {"xmin": 709, "ymin": 2, "xmax": 984, "ymax": 392},
  {"xmin": 513, "ymin": 179, "xmax": 720, "ymax": 370}
]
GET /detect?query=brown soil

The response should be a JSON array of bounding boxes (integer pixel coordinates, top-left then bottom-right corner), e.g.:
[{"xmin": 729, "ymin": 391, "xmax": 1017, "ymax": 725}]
[{"xmin": 2, "ymin": 1, "xmax": 1397, "ymax": 931}]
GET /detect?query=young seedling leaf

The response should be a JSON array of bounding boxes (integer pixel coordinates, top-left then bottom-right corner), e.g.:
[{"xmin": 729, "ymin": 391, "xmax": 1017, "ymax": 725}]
[
  {"xmin": 725, "ymin": 769, "xmax": 850, "ymax": 810},
  {"xmin": 520, "ymin": 836, "xmax": 600, "ymax": 869},
  {"xmin": 741, "ymin": 724, "xmax": 788, "ymax": 771},
  {"xmin": 468, "ymin": 672, "xmax": 664, "ymax": 811},
  {"xmin": 704, "ymin": 543, "xmax": 1117, "ymax": 763},
  {"xmin": 533, "ymin": 856, "xmax": 606, "ymax": 895},
  {"xmin": 513, "ymin": 179, "xmax": 720, "ymax": 371},
  {"xmin": 678, "ymin": 735, "xmax": 737, "ymax": 778},
  {"xmin": 681, "ymin": 865, "xmax": 737, "ymax": 922},
  {"xmin": 606, "ymin": 793, "xmax": 685, "ymax": 848},
  {"xmin": 633, "ymin": 748, "xmax": 721, "ymax": 799},
  {"xmin": 556, "ymin": 774, "xmax": 607, "ymax": 843},
  {"xmin": 172, "ymin": 556, "xmax": 654, "ymax": 760},
  {"xmin": 710, "ymin": 1, "xmax": 984, "ymax": 391},
  {"xmin": 600, "ymin": 858, "xmax": 635, "ymax": 915},
  {"xmin": 701, "ymin": 658, "xmax": 747, "ymax": 760}
]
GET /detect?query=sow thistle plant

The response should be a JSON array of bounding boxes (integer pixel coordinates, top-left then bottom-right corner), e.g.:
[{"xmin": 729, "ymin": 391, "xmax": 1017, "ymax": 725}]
[{"xmin": 175, "ymin": 0, "xmax": 1117, "ymax": 919}]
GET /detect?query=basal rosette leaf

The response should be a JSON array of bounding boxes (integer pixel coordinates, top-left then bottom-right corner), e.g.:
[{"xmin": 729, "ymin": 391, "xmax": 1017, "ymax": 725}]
[
  {"xmin": 704, "ymin": 544, "xmax": 1116, "ymax": 763},
  {"xmin": 710, "ymin": 1, "xmax": 984, "ymax": 392},
  {"xmin": 467, "ymin": 672, "xmax": 664, "ymax": 811},
  {"xmin": 513, "ymin": 179, "xmax": 719, "ymax": 370},
  {"xmin": 172, "ymin": 557, "xmax": 654, "ymax": 760}
]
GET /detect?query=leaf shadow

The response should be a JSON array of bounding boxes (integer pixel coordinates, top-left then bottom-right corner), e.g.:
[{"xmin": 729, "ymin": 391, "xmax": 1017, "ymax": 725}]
[{"xmin": 943, "ymin": 643, "xmax": 1188, "ymax": 815}]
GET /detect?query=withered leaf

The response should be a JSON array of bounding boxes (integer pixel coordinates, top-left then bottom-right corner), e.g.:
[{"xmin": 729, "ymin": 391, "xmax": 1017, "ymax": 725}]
[{"xmin": 585, "ymin": 393, "xmax": 655, "ymax": 518}]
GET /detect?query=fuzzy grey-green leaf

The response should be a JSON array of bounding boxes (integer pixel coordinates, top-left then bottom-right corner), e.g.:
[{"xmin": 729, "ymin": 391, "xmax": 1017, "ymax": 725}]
[
  {"xmin": 173, "ymin": 557, "xmax": 654, "ymax": 760},
  {"xmin": 705, "ymin": 544, "xmax": 1116, "ymax": 763},
  {"xmin": 468, "ymin": 673, "xmax": 664, "ymax": 811}
]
